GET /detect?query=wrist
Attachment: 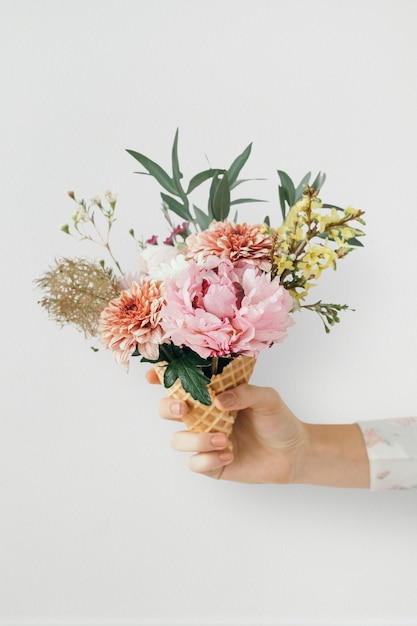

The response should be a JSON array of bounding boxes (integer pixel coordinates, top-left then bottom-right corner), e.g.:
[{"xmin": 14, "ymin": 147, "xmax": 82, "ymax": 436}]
[{"xmin": 294, "ymin": 422, "xmax": 370, "ymax": 489}]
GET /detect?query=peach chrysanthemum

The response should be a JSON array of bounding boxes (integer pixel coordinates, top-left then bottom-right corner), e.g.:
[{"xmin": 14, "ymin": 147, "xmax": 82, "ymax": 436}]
[
  {"xmin": 185, "ymin": 221, "xmax": 273, "ymax": 271},
  {"xmin": 99, "ymin": 279, "xmax": 165, "ymax": 367}
]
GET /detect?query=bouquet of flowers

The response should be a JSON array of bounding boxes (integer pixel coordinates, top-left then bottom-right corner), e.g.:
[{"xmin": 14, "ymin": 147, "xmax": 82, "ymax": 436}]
[{"xmin": 36, "ymin": 131, "xmax": 365, "ymax": 442}]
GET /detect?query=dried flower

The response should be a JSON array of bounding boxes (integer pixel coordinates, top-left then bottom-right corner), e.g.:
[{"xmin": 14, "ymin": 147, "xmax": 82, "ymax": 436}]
[
  {"xmin": 185, "ymin": 221, "xmax": 273, "ymax": 271},
  {"xmin": 36, "ymin": 258, "xmax": 119, "ymax": 337},
  {"xmin": 99, "ymin": 279, "xmax": 165, "ymax": 366}
]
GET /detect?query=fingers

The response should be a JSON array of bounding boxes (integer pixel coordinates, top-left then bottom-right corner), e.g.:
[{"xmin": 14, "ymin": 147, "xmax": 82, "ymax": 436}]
[
  {"xmin": 145, "ymin": 369, "xmax": 160, "ymax": 384},
  {"xmin": 146, "ymin": 368, "xmax": 189, "ymax": 420},
  {"xmin": 170, "ymin": 430, "xmax": 229, "ymax": 452},
  {"xmin": 170, "ymin": 431, "xmax": 233, "ymax": 475},
  {"xmin": 188, "ymin": 450, "xmax": 233, "ymax": 475},
  {"xmin": 168, "ymin": 430, "xmax": 233, "ymax": 476},
  {"xmin": 158, "ymin": 398, "xmax": 188, "ymax": 421}
]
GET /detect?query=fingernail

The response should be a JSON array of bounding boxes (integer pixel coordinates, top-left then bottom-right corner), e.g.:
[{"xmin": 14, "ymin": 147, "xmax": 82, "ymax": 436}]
[
  {"xmin": 218, "ymin": 391, "xmax": 235, "ymax": 408},
  {"xmin": 170, "ymin": 401, "xmax": 183, "ymax": 416},
  {"xmin": 211, "ymin": 434, "xmax": 228, "ymax": 448},
  {"xmin": 219, "ymin": 451, "xmax": 233, "ymax": 463}
]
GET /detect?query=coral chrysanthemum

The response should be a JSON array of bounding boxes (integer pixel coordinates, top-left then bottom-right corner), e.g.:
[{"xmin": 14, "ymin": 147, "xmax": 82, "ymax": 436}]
[
  {"xmin": 185, "ymin": 221, "xmax": 273, "ymax": 271},
  {"xmin": 99, "ymin": 280, "xmax": 165, "ymax": 366}
]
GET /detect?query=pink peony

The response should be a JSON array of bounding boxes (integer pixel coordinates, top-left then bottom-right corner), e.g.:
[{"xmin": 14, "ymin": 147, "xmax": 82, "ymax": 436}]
[
  {"xmin": 185, "ymin": 221, "xmax": 273, "ymax": 271},
  {"xmin": 161, "ymin": 257, "xmax": 294, "ymax": 359},
  {"xmin": 100, "ymin": 279, "xmax": 165, "ymax": 366}
]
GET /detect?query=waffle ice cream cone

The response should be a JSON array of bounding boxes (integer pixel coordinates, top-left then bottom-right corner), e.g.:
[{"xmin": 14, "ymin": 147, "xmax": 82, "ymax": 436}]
[{"xmin": 154, "ymin": 355, "xmax": 257, "ymax": 446}]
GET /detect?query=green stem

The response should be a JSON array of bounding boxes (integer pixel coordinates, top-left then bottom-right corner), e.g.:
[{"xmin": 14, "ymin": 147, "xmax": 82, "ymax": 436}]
[{"xmin": 211, "ymin": 356, "xmax": 219, "ymax": 376}]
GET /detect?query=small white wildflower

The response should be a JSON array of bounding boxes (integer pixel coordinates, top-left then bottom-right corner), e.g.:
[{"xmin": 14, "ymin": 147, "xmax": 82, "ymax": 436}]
[
  {"xmin": 73, "ymin": 206, "xmax": 89, "ymax": 224},
  {"xmin": 104, "ymin": 190, "xmax": 117, "ymax": 205},
  {"xmin": 90, "ymin": 195, "xmax": 102, "ymax": 206}
]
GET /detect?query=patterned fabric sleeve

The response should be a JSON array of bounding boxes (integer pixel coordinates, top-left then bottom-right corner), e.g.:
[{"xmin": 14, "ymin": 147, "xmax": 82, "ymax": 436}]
[{"xmin": 357, "ymin": 417, "xmax": 417, "ymax": 490}]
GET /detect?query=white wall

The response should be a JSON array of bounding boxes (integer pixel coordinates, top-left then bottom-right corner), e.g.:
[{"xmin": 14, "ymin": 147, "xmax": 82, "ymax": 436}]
[{"xmin": 1, "ymin": 0, "xmax": 417, "ymax": 624}]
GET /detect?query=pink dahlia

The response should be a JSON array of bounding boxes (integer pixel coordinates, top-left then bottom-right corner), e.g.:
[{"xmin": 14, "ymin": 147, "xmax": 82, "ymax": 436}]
[
  {"xmin": 100, "ymin": 280, "xmax": 165, "ymax": 366},
  {"xmin": 185, "ymin": 221, "xmax": 273, "ymax": 271},
  {"xmin": 161, "ymin": 257, "xmax": 294, "ymax": 359}
]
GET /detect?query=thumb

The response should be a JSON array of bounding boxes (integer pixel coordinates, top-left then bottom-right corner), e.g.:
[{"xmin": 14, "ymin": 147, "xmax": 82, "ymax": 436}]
[{"xmin": 214, "ymin": 384, "xmax": 282, "ymax": 414}]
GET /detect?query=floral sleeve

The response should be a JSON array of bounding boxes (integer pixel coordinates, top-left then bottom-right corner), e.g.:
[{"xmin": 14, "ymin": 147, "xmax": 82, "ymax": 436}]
[{"xmin": 357, "ymin": 418, "xmax": 417, "ymax": 490}]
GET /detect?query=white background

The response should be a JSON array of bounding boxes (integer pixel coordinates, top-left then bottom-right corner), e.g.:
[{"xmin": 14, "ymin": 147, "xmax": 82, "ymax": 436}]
[{"xmin": 1, "ymin": 0, "xmax": 417, "ymax": 624}]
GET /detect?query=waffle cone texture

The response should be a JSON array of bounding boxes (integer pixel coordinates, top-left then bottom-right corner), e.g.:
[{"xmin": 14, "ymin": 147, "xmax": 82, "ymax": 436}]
[{"xmin": 154, "ymin": 355, "xmax": 257, "ymax": 442}]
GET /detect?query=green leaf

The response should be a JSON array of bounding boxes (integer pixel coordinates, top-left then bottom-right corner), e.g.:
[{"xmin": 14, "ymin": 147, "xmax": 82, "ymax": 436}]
[
  {"xmin": 277, "ymin": 170, "xmax": 296, "ymax": 207},
  {"xmin": 316, "ymin": 231, "xmax": 364, "ymax": 247},
  {"xmin": 294, "ymin": 172, "xmax": 311, "ymax": 202},
  {"xmin": 126, "ymin": 149, "xmax": 177, "ymax": 195},
  {"xmin": 211, "ymin": 172, "xmax": 231, "ymax": 221},
  {"xmin": 193, "ymin": 204, "xmax": 211, "ymax": 230},
  {"xmin": 230, "ymin": 197, "xmax": 267, "ymax": 206},
  {"xmin": 311, "ymin": 171, "xmax": 326, "ymax": 192},
  {"xmin": 346, "ymin": 236, "xmax": 364, "ymax": 247},
  {"xmin": 160, "ymin": 192, "xmax": 192, "ymax": 221},
  {"xmin": 163, "ymin": 353, "xmax": 212, "ymax": 405},
  {"xmin": 278, "ymin": 185, "xmax": 287, "ymax": 221},
  {"xmin": 232, "ymin": 177, "xmax": 266, "ymax": 188},
  {"xmin": 321, "ymin": 203, "xmax": 344, "ymax": 211},
  {"xmin": 227, "ymin": 143, "xmax": 252, "ymax": 188},
  {"xmin": 263, "ymin": 215, "xmax": 270, "ymax": 226},
  {"xmin": 171, "ymin": 128, "xmax": 183, "ymax": 190},
  {"xmin": 187, "ymin": 169, "xmax": 224, "ymax": 194}
]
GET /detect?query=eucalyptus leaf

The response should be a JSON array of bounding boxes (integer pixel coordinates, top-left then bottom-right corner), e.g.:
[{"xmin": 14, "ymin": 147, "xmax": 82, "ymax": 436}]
[
  {"xmin": 277, "ymin": 170, "xmax": 296, "ymax": 207},
  {"xmin": 321, "ymin": 203, "xmax": 344, "ymax": 211},
  {"xmin": 311, "ymin": 171, "xmax": 326, "ymax": 192},
  {"xmin": 294, "ymin": 172, "xmax": 312, "ymax": 202},
  {"xmin": 187, "ymin": 169, "xmax": 224, "ymax": 194},
  {"xmin": 230, "ymin": 197, "xmax": 267, "ymax": 206},
  {"xmin": 346, "ymin": 237, "xmax": 364, "ymax": 247},
  {"xmin": 161, "ymin": 192, "xmax": 192, "ymax": 221},
  {"xmin": 211, "ymin": 173, "xmax": 231, "ymax": 221},
  {"xmin": 232, "ymin": 177, "xmax": 267, "ymax": 188},
  {"xmin": 278, "ymin": 185, "xmax": 287, "ymax": 221},
  {"xmin": 171, "ymin": 129, "xmax": 183, "ymax": 189},
  {"xmin": 228, "ymin": 143, "xmax": 252, "ymax": 188},
  {"xmin": 126, "ymin": 149, "xmax": 177, "ymax": 195},
  {"xmin": 193, "ymin": 204, "xmax": 211, "ymax": 230}
]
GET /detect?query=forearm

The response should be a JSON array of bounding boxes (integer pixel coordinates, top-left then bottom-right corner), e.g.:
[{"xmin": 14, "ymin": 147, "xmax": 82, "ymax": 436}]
[{"xmin": 295, "ymin": 423, "xmax": 370, "ymax": 489}]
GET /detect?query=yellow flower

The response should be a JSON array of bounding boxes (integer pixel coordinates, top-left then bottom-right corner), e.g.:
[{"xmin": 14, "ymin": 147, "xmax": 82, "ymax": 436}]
[
  {"xmin": 275, "ymin": 257, "xmax": 294, "ymax": 275},
  {"xmin": 298, "ymin": 244, "xmax": 338, "ymax": 280},
  {"xmin": 340, "ymin": 226, "xmax": 356, "ymax": 241},
  {"xmin": 318, "ymin": 208, "xmax": 340, "ymax": 233}
]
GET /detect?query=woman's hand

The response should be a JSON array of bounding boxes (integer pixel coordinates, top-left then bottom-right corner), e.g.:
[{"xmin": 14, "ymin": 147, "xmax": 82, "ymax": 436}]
[
  {"xmin": 146, "ymin": 369, "xmax": 370, "ymax": 487},
  {"xmin": 146, "ymin": 369, "xmax": 308, "ymax": 483}
]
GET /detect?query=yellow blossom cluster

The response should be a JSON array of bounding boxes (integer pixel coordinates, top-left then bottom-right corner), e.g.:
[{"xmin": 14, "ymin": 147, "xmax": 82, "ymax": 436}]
[{"xmin": 269, "ymin": 190, "xmax": 365, "ymax": 306}]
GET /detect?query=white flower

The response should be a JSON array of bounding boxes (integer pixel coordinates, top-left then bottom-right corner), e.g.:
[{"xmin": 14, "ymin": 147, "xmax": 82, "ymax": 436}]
[
  {"xmin": 138, "ymin": 244, "xmax": 181, "ymax": 279},
  {"xmin": 104, "ymin": 190, "xmax": 117, "ymax": 205},
  {"xmin": 151, "ymin": 253, "xmax": 188, "ymax": 280}
]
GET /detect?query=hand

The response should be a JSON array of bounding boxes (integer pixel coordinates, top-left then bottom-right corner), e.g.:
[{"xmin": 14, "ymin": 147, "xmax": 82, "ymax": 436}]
[
  {"xmin": 146, "ymin": 369, "xmax": 370, "ymax": 487},
  {"xmin": 146, "ymin": 369, "xmax": 307, "ymax": 483}
]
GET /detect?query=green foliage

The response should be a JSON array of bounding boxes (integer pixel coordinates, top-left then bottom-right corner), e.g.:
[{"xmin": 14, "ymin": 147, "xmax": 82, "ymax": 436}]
[
  {"xmin": 164, "ymin": 352, "xmax": 212, "ymax": 406},
  {"xmin": 141, "ymin": 344, "xmax": 212, "ymax": 405},
  {"xmin": 126, "ymin": 130, "xmax": 264, "ymax": 230},
  {"xmin": 301, "ymin": 301, "xmax": 351, "ymax": 334},
  {"xmin": 277, "ymin": 170, "xmax": 326, "ymax": 222}
]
